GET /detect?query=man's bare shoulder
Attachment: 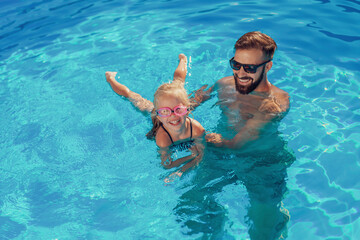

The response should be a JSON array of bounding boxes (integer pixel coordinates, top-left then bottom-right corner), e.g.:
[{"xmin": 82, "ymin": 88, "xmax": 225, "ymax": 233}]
[
  {"xmin": 270, "ymin": 84, "xmax": 290, "ymax": 112},
  {"xmin": 271, "ymin": 85, "xmax": 289, "ymax": 100},
  {"xmin": 271, "ymin": 84, "xmax": 289, "ymax": 96}
]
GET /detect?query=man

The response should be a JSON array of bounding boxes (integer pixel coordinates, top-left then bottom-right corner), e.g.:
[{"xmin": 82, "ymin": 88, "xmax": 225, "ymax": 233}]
[
  {"xmin": 193, "ymin": 31, "xmax": 290, "ymax": 149},
  {"xmin": 177, "ymin": 31, "xmax": 295, "ymax": 239}
]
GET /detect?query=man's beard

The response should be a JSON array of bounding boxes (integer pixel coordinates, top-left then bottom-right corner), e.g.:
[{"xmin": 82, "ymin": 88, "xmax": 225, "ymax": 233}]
[{"xmin": 234, "ymin": 67, "xmax": 265, "ymax": 95}]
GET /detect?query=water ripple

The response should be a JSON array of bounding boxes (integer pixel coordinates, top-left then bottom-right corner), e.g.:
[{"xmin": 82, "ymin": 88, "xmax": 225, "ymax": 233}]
[
  {"xmin": 319, "ymin": 30, "xmax": 360, "ymax": 42},
  {"xmin": 0, "ymin": 0, "xmax": 359, "ymax": 239}
]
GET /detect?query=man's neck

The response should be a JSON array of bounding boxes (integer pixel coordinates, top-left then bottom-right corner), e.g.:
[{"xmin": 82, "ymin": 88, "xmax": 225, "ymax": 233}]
[{"xmin": 254, "ymin": 78, "xmax": 272, "ymax": 93}]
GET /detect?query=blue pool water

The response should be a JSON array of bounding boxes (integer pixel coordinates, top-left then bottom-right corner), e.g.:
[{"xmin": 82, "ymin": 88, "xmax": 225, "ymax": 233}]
[{"xmin": 1, "ymin": 0, "xmax": 360, "ymax": 239}]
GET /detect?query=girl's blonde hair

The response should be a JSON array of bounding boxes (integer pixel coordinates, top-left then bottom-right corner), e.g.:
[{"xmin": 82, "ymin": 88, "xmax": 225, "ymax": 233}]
[{"xmin": 146, "ymin": 81, "xmax": 191, "ymax": 139}]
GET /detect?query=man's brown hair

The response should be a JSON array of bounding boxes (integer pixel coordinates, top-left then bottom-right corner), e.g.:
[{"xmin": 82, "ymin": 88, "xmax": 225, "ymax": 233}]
[{"xmin": 235, "ymin": 31, "xmax": 277, "ymax": 59}]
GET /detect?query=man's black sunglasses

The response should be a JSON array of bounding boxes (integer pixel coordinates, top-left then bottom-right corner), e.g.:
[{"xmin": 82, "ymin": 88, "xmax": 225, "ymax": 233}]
[{"xmin": 229, "ymin": 57, "xmax": 272, "ymax": 74}]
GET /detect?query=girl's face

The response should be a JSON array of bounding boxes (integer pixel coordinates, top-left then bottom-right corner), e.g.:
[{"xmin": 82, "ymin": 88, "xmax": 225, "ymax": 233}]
[{"xmin": 156, "ymin": 94, "xmax": 188, "ymax": 133}]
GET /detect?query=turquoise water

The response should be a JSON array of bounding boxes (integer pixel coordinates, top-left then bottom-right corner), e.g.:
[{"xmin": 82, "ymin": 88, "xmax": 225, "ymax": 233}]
[{"xmin": 1, "ymin": 0, "xmax": 359, "ymax": 239}]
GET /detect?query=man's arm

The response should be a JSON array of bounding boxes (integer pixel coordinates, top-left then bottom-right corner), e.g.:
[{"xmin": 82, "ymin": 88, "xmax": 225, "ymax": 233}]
[
  {"xmin": 206, "ymin": 116, "xmax": 264, "ymax": 149},
  {"xmin": 189, "ymin": 75, "xmax": 236, "ymax": 109},
  {"xmin": 206, "ymin": 94, "xmax": 290, "ymax": 149},
  {"xmin": 189, "ymin": 84, "xmax": 214, "ymax": 109}
]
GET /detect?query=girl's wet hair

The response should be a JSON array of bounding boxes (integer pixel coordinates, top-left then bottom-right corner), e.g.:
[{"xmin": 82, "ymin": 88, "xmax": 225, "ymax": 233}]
[
  {"xmin": 146, "ymin": 81, "xmax": 191, "ymax": 140},
  {"xmin": 153, "ymin": 81, "xmax": 190, "ymax": 109}
]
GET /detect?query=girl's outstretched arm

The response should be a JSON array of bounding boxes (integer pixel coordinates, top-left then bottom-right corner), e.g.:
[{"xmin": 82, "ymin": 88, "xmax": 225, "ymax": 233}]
[{"xmin": 105, "ymin": 71, "xmax": 154, "ymax": 113}]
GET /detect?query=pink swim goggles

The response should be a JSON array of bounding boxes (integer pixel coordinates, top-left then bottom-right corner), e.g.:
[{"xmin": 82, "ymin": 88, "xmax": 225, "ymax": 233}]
[{"xmin": 156, "ymin": 105, "xmax": 189, "ymax": 117}]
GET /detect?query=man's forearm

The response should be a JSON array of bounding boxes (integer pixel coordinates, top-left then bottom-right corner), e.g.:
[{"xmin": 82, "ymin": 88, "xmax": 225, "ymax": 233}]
[
  {"xmin": 205, "ymin": 127, "xmax": 259, "ymax": 149},
  {"xmin": 189, "ymin": 84, "xmax": 214, "ymax": 108}
]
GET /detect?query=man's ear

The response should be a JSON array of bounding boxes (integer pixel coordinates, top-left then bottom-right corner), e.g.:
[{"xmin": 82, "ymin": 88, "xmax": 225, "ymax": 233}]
[{"xmin": 266, "ymin": 61, "xmax": 273, "ymax": 72}]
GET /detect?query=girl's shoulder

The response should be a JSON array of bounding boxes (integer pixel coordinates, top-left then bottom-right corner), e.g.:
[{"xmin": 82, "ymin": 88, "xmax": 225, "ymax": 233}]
[
  {"xmin": 190, "ymin": 118, "xmax": 205, "ymax": 138},
  {"xmin": 155, "ymin": 127, "xmax": 173, "ymax": 148}
]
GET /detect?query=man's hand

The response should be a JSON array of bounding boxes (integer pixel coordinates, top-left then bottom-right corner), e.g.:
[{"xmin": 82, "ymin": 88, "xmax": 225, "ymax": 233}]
[
  {"xmin": 205, "ymin": 133, "xmax": 223, "ymax": 144},
  {"xmin": 189, "ymin": 84, "xmax": 212, "ymax": 107}
]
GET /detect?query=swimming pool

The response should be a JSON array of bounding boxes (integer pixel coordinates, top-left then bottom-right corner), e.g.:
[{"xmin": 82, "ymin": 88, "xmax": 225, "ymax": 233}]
[{"xmin": 1, "ymin": 0, "xmax": 359, "ymax": 239}]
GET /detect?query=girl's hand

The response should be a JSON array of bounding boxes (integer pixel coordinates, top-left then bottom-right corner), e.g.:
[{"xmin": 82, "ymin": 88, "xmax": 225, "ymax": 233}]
[
  {"xmin": 164, "ymin": 170, "xmax": 183, "ymax": 183},
  {"xmin": 259, "ymin": 98, "xmax": 281, "ymax": 113},
  {"xmin": 161, "ymin": 156, "xmax": 172, "ymax": 168}
]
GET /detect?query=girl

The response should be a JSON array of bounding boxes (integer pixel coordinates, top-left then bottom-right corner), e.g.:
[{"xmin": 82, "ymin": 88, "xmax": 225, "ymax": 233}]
[{"xmin": 105, "ymin": 54, "xmax": 205, "ymax": 182}]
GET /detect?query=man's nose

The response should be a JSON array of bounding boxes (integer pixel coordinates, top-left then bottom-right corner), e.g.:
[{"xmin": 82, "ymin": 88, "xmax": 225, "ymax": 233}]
[{"xmin": 235, "ymin": 66, "xmax": 247, "ymax": 76}]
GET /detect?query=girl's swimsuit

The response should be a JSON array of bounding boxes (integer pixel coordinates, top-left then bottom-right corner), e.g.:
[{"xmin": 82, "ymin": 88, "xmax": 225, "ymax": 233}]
[{"xmin": 161, "ymin": 117, "xmax": 195, "ymax": 159}]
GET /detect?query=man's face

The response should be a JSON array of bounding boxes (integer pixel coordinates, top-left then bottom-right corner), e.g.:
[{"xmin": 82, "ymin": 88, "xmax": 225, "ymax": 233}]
[{"xmin": 232, "ymin": 49, "xmax": 270, "ymax": 95}]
